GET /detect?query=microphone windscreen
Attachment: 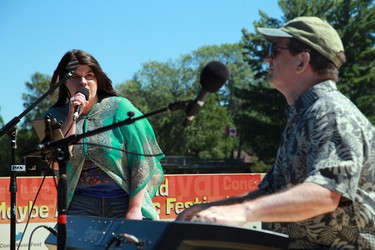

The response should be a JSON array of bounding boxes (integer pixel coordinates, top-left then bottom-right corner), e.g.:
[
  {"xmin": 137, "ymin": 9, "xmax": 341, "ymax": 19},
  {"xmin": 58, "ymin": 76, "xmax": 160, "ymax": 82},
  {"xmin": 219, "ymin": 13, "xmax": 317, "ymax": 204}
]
[
  {"xmin": 200, "ymin": 61, "xmax": 229, "ymax": 93},
  {"xmin": 75, "ymin": 87, "xmax": 89, "ymax": 101}
]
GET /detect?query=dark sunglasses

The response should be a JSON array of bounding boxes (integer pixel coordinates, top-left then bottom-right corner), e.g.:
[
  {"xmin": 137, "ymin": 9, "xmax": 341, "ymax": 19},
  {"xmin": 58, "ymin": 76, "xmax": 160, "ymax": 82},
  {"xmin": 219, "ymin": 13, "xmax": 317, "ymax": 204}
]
[{"xmin": 268, "ymin": 43, "xmax": 290, "ymax": 58}]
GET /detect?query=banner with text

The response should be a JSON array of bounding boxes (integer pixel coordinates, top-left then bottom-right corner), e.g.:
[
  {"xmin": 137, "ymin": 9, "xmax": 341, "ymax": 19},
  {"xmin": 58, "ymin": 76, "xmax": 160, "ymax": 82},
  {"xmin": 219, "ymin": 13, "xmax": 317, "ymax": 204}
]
[{"xmin": 0, "ymin": 173, "xmax": 262, "ymax": 248}]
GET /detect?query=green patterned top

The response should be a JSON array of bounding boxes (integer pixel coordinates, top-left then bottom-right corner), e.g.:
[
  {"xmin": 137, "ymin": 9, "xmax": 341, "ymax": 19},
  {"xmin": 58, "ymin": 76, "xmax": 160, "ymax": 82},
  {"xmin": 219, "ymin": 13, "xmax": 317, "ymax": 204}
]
[
  {"xmin": 46, "ymin": 96, "xmax": 164, "ymax": 220},
  {"xmin": 259, "ymin": 80, "xmax": 375, "ymax": 249}
]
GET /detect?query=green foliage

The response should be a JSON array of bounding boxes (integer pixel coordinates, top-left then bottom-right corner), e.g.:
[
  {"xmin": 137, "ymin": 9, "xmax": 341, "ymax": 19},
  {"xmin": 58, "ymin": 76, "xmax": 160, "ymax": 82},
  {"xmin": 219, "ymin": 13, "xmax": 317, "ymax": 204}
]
[
  {"xmin": 277, "ymin": 0, "xmax": 375, "ymax": 113},
  {"xmin": 1, "ymin": 0, "xmax": 373, "ymax": 174},
  {"xmin": 21, "ymin": 72, "xmax": 56, "ymax": 130},
  {"xmin": 250, "ymin": 160, "xmax": 271, "ymax": 173},
  {"xmin": 239, "ymin": 18, "xmax": 287, "ymax": 163},
  {"xmin": 0, "ymin": 135, "xmax": 10, "ymax": 176},
  {"xmin": 116, "ymin": 44, "xmax": 247, "ymax": 158},
  {"xmin": 0, "ymin": 73, "xmax": 53, "ymax": 176},
  {"xmin": 239, "ymin": 0, "xmax": 375, "ymax": 163},
  {"xmin": 179, "ymin": 97, "xmax": 235, "ymax": 158},
  {"xmin": 0, "ymin": 113, "xmax": 7, "ymax": 175}
]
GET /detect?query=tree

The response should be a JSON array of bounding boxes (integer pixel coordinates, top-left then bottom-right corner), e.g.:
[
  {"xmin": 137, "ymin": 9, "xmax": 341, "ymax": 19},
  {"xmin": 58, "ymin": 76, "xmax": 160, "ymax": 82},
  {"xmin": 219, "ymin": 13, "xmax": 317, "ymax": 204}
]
[
  {"xmin": 19, "ymin": 72, "xmax": 55, "ymax": 176},
  {"xmin": 20, "ymin": 72, "xmax": 55, "ymax": 130},
  {"xmin": 0, "ymin": 73, "xmax": 54, "ymax": 176},
  {"xmin": 239, "ymin": 0, "xmax": 375, "ymax": 163},
  {"xmin": 0, "ymin": 107, "xmax": 19, "ymax": 176},
  {"xmin": 0, "ymin": 112, "xmax": 11, "ymax": 176},
  {"xmin": 116, "ymin": 44, "xmax": 251, "ymax": 158},
  {"xmin": 278, "ymin": 0, "xmax": 375, "ymax": 104},
  {"xmin": 12, "ymin": 0, "xmax": 374, "ymax": 172}
]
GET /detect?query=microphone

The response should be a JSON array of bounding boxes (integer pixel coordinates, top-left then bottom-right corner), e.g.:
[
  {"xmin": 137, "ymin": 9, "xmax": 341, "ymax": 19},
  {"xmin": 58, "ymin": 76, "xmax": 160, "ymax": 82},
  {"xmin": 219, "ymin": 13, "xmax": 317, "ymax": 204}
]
[
  {"xmin": 183, "ymin": 61, "xmax": 229, "ymax": 127},
  {"xmin": 73, "ymin": 87, "xmax": 90, "ymax": 121}
]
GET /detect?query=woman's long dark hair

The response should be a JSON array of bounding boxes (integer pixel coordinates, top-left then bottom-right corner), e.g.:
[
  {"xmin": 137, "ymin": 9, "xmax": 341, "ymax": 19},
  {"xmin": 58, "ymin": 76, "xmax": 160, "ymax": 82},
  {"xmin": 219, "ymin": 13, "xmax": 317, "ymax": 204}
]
[{"xmin": 50, "ymin": 49, "xmax": 119, "ymax": 108}]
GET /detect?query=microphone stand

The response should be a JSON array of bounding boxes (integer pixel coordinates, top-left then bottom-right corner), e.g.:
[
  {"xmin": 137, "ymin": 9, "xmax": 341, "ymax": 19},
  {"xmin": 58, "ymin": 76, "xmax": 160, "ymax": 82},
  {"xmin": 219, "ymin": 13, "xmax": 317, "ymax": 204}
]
[
  {"xmin": 21, "ymin": 99, "xmax": 190, "ymax": 250},
  {"xmin": 0, "ymin": 71, "xmax": 75, "ymax": 250},
  {"xmin": 9, "ymin": 128, "xmax": 18, "ymax": 250}
]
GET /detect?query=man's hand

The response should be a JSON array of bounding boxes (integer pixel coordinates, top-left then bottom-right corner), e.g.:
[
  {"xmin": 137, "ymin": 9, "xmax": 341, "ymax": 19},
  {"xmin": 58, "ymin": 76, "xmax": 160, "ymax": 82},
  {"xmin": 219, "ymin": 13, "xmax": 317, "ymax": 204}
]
[
  {"xmin": 176, "ymin": 204, "xmax": 206, "ymax": 221},
  {"xmin": 189, "ymin": 204, "xmax": 248, "ymax": 226}
]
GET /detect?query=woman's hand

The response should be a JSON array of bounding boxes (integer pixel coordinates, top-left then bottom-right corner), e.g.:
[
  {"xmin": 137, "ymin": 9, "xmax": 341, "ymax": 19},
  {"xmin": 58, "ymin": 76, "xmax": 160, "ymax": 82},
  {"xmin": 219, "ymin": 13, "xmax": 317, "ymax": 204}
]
[
  {"xmin": 69, "ymin": 92, "xmax": 88, "ymax": 118},
  {"xmin": 125, "ymin": 207, "xmax": 143, "ymax": 220}
]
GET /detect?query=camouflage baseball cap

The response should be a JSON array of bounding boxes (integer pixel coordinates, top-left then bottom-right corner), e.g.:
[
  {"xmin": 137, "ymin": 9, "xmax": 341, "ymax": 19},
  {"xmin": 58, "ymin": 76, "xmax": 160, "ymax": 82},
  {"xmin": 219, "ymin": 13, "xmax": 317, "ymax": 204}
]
[{"xmin": 257, "ymin": 16, "xmax": 344, "ymax": 68}]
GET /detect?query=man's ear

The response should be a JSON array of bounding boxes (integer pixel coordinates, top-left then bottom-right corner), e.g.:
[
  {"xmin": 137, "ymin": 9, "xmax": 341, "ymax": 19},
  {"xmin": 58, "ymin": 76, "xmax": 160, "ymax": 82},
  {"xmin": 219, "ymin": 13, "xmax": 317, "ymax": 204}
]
[{"xmin": 296, "ymin": 51, "xmax": 310, "ymax": 72}]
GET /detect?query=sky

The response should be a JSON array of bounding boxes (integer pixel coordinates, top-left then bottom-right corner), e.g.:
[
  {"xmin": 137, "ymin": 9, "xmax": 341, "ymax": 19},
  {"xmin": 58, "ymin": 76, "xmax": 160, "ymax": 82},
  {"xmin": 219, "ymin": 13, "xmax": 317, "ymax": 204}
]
[{"xmin": 0, "ymin": 0, "xmax": 283, "ymax": 125}]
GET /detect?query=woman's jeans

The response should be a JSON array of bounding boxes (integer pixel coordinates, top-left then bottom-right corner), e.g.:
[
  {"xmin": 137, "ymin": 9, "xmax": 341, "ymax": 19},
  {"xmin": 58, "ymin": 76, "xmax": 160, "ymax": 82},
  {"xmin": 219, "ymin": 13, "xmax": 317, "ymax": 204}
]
[{"xmin": 67, "ymin": 191, "xmax": 129, "ymax": 218}]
